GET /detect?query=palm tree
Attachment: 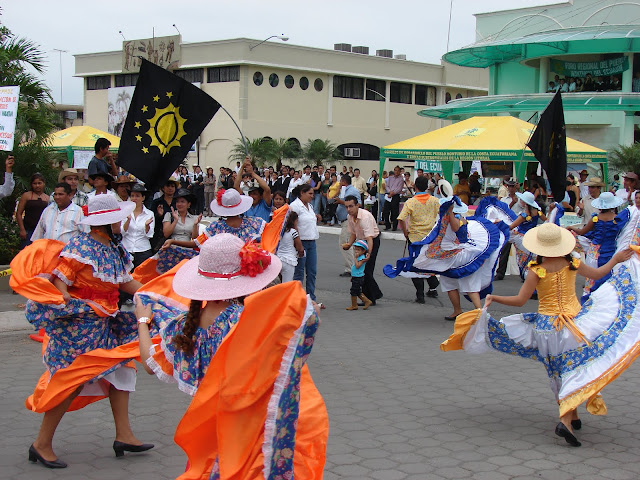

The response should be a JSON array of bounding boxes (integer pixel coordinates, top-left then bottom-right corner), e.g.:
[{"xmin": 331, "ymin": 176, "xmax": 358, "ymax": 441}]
[
  {"xmin": 271, "ymin": 137, "xmax": 301, "ymax": 170},
  {"xmin": 0, "ymin": 11, "xmax": 62, "ymax": 219},
  {"xmin": 228, "ymin": 137, "xmax": 276, "ymax": 166},
  {"xmin": 302, "ymin": 139, "xmax": 342, "ymax": 165},
  {"xmin": 608, "ymin": 143, "xmax": 640, "ymax": 176}
]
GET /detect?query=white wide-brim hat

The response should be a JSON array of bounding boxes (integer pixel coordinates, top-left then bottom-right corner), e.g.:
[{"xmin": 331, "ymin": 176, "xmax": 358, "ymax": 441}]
[
  {"xmin": 516, "ymin": 191, "xmax": 540, "ymax": 210},
  {"xmin": 438, "ymin": 179, "xmax": 453, "ymax": 198},
  {"xmin": 80, "ymin": 195, "xmax": 135, "ymax": 226},
  {"xmin": 523, "ymin": 223, "xmax": 576, "ymax": 257},
  {"xmin": 591, "ymin": 191, "xmax": 623, "ymax": 210},
  {"xmin": 210, "ymin": 188, "xmax": 253, "ymax": 217},
  {"xmin": 173, "ymin": 233, "xmax": 282, "ymax": 301}
]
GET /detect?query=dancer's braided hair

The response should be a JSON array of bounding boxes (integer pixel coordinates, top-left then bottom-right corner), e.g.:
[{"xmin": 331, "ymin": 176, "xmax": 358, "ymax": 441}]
[{"xmin": 172, "ymin": 300, "xmax": 203, "ymax": 354}]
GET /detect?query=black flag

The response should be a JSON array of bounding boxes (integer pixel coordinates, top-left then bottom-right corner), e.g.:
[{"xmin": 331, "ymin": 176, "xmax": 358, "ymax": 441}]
[
  {"xmin": 526, "ymin": 90, "xmax": 567, "ymax": 202},
  {"xmin": 118, "ymin": 59, "xmax": 220, "ymax": 189}
]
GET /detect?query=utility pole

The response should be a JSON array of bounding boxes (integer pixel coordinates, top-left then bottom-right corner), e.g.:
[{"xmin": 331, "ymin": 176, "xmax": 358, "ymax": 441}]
[{"xmin": 51, "ymin": 48, "xmax": 68, "ymax": 104}]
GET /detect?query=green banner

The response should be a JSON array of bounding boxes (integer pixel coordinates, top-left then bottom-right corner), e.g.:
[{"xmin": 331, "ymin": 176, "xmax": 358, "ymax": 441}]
[
  {"xmin": 550, "ymin": 56, "xmax": 628, "ymax": 78},
  {"xmin": 414, "ymin": 160, "xmax": 443, "ymax": 173}
]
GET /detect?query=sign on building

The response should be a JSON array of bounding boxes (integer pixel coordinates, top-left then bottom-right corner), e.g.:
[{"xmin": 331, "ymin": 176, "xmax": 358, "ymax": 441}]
[
  {"xmin": 550, "ymin": 56, "xmax": 629, "ymax": 78},
  {"xmin": 0, "ymin": 86, "xmax": 19, "ymax": 151},
  {"xmin": 108, "ymin": 86, "xmax": 135, "ymax": 136},
  {"xmin": 122, "ymin": 35, "xmax": 181, "ymax": 73}
]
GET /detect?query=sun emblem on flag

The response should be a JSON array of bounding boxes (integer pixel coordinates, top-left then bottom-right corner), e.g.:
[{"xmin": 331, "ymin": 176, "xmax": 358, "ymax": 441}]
[{"xmin": 143, "ymin": 97, "xmax": 187, "ymax": 156}]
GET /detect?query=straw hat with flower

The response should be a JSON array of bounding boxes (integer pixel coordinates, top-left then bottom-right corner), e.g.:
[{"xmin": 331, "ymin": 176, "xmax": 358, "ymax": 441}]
[{"xmin": 172, "ymin": 233, "xmax": 282, "ymax": 301}]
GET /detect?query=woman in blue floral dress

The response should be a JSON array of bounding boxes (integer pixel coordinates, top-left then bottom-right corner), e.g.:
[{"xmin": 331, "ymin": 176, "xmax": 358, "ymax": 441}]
[
  {"xmin": 133, "ymin": 233, "xmax": 328, "ymax": 479},
  {"xmin": 10, "ymin": 195, "xmax": 154, "ymax": 469}
]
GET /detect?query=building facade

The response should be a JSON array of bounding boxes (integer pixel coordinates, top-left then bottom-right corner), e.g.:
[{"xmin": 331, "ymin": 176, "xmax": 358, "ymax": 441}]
[
  {"xmin": 75, "ymin": 37, "xmax": 487, "ymax": 173},
  {"xmin": 423, "ymin": 0, "xmax": 640, "ymax": 181}
]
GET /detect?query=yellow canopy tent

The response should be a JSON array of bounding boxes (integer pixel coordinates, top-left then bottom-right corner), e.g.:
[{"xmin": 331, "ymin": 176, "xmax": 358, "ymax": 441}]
[
  {"xmin": 380, "ymin": 116, "xmax": 607, "ymax": 183},
  {"xmin": 48, "ymin": 126, "xmax": 120, "ymax": 168}
]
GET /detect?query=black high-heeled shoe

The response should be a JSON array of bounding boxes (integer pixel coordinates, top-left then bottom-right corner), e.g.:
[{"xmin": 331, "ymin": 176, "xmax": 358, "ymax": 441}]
[
  {"xmin": 28, "ymin": 445, "xmax": 67, "ymax": 468},
  {"xmin": 555, "ymin": 422, "xmax": 581, "ymax": 447},
  {"xmin": 113, "ymin": 440, "xmax": 155, "ymax": 457},
  {"xmin": 571, "ymin": 419, "xmax": 582, "ymax": 430}
]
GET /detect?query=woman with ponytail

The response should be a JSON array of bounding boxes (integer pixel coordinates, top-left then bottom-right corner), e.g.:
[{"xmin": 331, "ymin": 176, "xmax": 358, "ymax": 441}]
[
  {"xmin": 134, "ymin": 233, "xmax": 328, "ymax": 478},
  {"xmin": 11, "ymin": 194, "xmax": 153, "ymax": 469}
]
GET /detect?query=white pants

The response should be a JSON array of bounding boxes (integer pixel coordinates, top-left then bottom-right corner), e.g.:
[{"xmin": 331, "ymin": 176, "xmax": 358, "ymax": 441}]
[{"xmin": 281, "ymin": 261, "xmax": 296, "ymax": 283}]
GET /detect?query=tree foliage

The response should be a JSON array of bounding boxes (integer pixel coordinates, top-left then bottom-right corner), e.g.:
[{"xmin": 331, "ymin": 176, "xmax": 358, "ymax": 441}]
[
  {"xmin": 229, "ymin": 137, "xmax": 301, "ymax": 169},
  {"xmin": 302, "ymin": 139, "xmax": 342, "ymax": 165},
  {"xmin": 608, "ymin": 143, "xmax": 640, "ymax": 176},
  {"xmin": 0, "ymin": 9, "xmax": 63, "ymax": 217}
]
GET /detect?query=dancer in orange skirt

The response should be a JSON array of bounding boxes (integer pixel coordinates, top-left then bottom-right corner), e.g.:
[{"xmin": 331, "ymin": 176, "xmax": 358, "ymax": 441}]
[
  {"xmin": 133, "ymin": 233, "xmax": 328, "ymax": 479},
  {"xmin": 11, "ymin": 195, "xmax": 153, "ymax": 468}
]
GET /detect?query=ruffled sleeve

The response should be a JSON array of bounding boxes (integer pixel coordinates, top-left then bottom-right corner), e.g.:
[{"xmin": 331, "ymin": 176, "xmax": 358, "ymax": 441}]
[{"xmin": 52, "ymin": 257, "xmax": 83, "ymax": 286}]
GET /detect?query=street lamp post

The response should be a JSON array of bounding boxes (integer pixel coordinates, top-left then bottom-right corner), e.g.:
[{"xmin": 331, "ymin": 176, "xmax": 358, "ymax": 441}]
[
  {"xmin": 365, "ymin": 88, "xmax": 390, "ymax": 130},
  {"xmin": 51, "ymin": 48, "xmax": 68, "ymax": 104},
  {"xmin": 249, "ymin": 35, "xmax": 289, "ymax": 51}
]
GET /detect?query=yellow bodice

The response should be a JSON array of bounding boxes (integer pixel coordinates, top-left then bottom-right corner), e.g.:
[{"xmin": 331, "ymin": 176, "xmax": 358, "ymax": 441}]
[
  {"xmin": 530, "ymin": 261, "xmax": 589, "ymax": 344},
  {"xmin": 531, "ymin": 264, "xmax": 582, "ymax": 317}
]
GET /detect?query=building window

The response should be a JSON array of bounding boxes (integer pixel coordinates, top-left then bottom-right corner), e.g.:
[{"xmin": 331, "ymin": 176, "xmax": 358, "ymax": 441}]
[
  {"xmin": 300, "ymin": 77, "xmax": 309, "ymax": 90},
  {"xmin": 390, "ymin": 82, "xmax": 412, "ymax": 104},
  {"xmin": 314, "ymin": 78, "xmax": 323, "ymax": 92},
  {"xmin": 114, "ymin": 73, "xmax": 138, "ymax": 87},
  {"xmin": 269, "ymin": 73, "xmax": 279, "ymax": 87},
  {"xmin": 333, "ymin": 75, "xmax": 364, "ymax": 99},
  {"xmin": 445, "ymin": 92, "xmax": 452, "ymax": 104},
  {"xmin": 207, "ymin": 66, "xmax": 240, "ymax": 83},
  {"xmin": 253, "ymin": 72, "xmax": 263, "ymax": 86},
  {"xmin": 365, "ymin": 79, "xmax": 385, "ymax": 101},
  {"xmin": 174, "ymin": 68, "xmax": 203, "ymax": 83},
  {"xmin": 285, "ymin": 75, "xmax": 294, "ymax": 89},
  {"xmin": 87, "ymin": 75, "xmax": 111, "ymax": 90},
  {"xmin": 415, "ymin": 85, "xmax": 436, "ymax": 106},
  {"xmin": 455, "ymin": 93, "xmax": 463, "ymax": 99}
]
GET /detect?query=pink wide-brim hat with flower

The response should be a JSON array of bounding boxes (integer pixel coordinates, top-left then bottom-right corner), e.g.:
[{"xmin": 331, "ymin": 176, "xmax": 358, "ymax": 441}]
[
  {"xmin": 80, "ymin": 195, "xmax": 135, "ymax": 226},
  {"xmin": 210, "ymin": 189, "xmax": 253, "ymax": 217},
  {"xmin": 173, "ymin": 233, "xmax": 282, "ymax": 301}
]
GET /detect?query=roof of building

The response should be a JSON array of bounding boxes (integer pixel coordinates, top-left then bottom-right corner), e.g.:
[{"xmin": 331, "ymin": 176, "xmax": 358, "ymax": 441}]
[
  {"xmin": 443, "ymin": 25, "xmax": 640, "ymax": 68},
  {"xmin": 417, "ymin": 92, "xmax": 640, "ymax": 119}
]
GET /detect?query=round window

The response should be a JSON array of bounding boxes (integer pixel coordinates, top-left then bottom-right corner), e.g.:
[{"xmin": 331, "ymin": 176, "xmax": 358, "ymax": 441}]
[
  {"xmin": 299, "ymin": 77, "xmax": 309, "ymax": 90},
  {"xmin": 253, "ymin": 72, "xmax": 263, "ymax": 86},
  {"xmin": 284, "ymin": 75, "xmax": 294, "ymax": 89},
  {"xmin": 314, "ymin": 78, "xmax": 323, "ymax": 92},
  {"xmin": 269, "ymin": 73, "xmax": 279, "ymax": 87}
]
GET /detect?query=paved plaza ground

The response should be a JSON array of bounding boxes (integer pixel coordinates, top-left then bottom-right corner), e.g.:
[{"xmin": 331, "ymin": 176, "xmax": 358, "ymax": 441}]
[{"xmin": 2, "ymin": 234, "xmax": 640, "ymax": 479}]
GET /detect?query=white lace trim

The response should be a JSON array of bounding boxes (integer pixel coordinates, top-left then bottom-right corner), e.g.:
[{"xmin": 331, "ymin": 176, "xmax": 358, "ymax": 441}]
[
  {"xmin": 146, "ymin": 325, "xmax": 197, "ymax": 396},
  {"xmin": 52, "ymin": 269, "xmax": 72, "ymax": 286},
  {"xmin": 133, "ymin": 291, "xmax": 189, "ymax": 314},
  {"xmin": 60, "ymin": 251, "xmax": 133, "ymax": 285},
  {"xmin": 262, "ymin": 295, "xmax": 314, "ymax": 478},
  {"xmin": 145, "ymin": 344, "xmax": 177, "ymax": 385}
]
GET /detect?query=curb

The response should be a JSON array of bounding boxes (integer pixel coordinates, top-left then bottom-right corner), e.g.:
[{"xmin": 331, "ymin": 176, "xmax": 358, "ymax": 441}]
[{"xmin": 0, "ymin": 310, "xmax": 31, "ymax": 333}]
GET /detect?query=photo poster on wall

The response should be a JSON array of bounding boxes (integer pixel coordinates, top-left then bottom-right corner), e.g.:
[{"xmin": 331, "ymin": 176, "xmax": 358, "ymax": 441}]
[
  {"xmin": 122, "ymin": 35, "xmax": 181, "ymax": 73},
  {"xmin": 108, "ymin": 86, "xmax": 135, "ymax": 137},
  {"xmin": 0, "ymin": 86, "xmax": 20, "ymax": 151},
  {"xmin": 73, "ymin": 150, "xmax": 94, "ymax": 170}
]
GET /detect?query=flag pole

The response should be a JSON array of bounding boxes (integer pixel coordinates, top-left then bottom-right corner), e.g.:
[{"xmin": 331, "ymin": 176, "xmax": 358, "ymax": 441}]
[
  {"xmin": 516, "ymin": 112, "xmax": 539, "ymax": 186},
  {"xmin": 218, "ymin": 104, "xmax": 249, "ymax": 157}
]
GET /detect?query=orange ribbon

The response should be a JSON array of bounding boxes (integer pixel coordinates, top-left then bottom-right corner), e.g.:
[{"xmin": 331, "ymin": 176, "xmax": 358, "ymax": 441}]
[{"xmin": 552, "ymin": 312, "xmax": 591, "ymax": 346}]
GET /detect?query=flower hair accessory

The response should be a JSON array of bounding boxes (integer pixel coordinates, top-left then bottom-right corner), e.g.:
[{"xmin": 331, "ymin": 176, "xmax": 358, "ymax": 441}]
[
  {"xmin": 238, "ymin": 241, "xmax": 272, "ymax": 277},
  {"xmin": 216, "ymin": 189, "xmax": 226, "ymax": 206}
]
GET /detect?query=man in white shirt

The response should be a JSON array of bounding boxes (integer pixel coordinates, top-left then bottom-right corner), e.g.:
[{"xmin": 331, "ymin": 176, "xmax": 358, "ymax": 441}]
[
  {"xmin": 31, "ymin": 182, "xmax": 88, "ymax": 244},
  {"xmin": 300, "ymin": 165, "xmax": 312, "ymax": 184},
  {"xmin": 0, "ymin": 155, "xmax": 15, "ymax": 199},
  {"xmin": 287, "ymin": 171, "xmax": 304, "ymax": 201},
  {"xmin": 578, "ymin": 170, "xmax": 589, "ymax": 199},
  {"xmin": 351, "ymin": 168, "xmax": 368, "ymax": 197},
  {"xmin": 234, "ymin": 161, "xmax": 242, "ymax": 173},
  {"xmin": 615, "ymin": 172, "xmax": 638, "ymax": 207},
  {"xmin": 495, "ymin": 180, "xmax": 521, "ymax": 280},
  {"xmin": 578, "ymin": 177, "xmax": 604, "ymax": 226},
  {"xmin": 87, "ymin": 172, "xmax": 117, "ymax": 198}
]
